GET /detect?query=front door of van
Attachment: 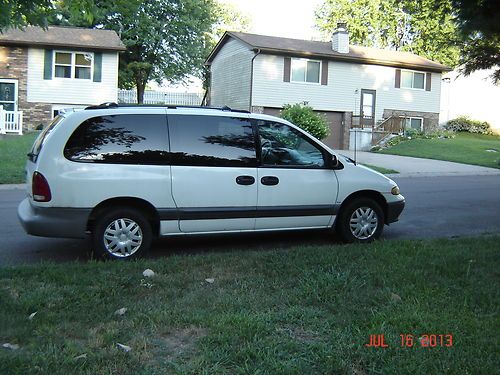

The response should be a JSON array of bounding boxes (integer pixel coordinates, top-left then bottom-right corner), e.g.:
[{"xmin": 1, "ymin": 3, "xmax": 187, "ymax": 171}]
[
  {"xmin": 255, "ymin": 120, "xmax": 338, "ymax": 230},
  {"xmin": 168, "ymin": 113, "xmax": 258, "ymax": 233}
]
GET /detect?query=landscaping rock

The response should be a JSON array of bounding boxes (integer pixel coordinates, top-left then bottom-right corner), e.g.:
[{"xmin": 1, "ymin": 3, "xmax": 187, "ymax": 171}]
[{"xmin": 143, "ymin": 269, "xmax": 155, "ymax": 278}]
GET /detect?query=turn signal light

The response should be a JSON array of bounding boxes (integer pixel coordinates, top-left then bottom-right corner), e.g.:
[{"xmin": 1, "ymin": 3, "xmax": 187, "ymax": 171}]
[
  {"xmin": 32, "ymin": 172, "xmax": 52, "ymax": 202},
  {"xmin": 391, "ymin": 186, "xmax": 400, "ymax": 195}
]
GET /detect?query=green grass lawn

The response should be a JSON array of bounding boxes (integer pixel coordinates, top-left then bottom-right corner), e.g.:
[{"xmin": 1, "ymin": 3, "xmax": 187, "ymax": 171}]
[
  {"xmin": 1, "ymin": 236, "xmax": 498, "ymax": 374},
  {"xmin": 378, "ymin": 133, "xmax": 500, "ymax": 169},
  {"xmin": 0, "ymin": 133, "xmax": 38, "ymax": 184}
]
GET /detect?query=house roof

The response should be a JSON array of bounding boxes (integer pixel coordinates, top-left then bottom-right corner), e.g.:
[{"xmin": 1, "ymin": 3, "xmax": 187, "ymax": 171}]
[
  {"xmin": 206, "ymin": 31, "xmax": 451, "ymax": 72},
  {"xmin": 0, "ymin": 26, "xmax": 126, "ymax": 51}
]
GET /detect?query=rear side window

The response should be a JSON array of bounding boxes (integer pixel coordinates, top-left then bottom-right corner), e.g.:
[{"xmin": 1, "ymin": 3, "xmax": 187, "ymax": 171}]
[
  {"xmin": 64, "ymin": 114, "xmax": 169, "ymax": 164},
  {"xmin": 29, "ymin": 115, "xmax": 64, "ymax": 162},
  {"xmin": 168, "ymin": 115, "xmax": 256, "ymax": 167}
]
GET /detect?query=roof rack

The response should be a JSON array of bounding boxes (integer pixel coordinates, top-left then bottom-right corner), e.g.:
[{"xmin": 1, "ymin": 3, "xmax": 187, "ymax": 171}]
[
  {"xmin": 84, "ymin": 102, "xmax": 250, "ymax": 113},
  {"xmin": 85, "ymin": 102, "xmax": 119, "ymax": 110}
]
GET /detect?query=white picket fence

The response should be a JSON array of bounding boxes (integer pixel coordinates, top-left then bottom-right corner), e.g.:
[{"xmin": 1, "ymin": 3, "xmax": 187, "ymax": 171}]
[
  {"xmin": 118, "ymin": 90, "xmax": 204, "ymax": 106},
  {"xmin": 0, "ymin": 106, "xmax": 23, "ymax": 135}
]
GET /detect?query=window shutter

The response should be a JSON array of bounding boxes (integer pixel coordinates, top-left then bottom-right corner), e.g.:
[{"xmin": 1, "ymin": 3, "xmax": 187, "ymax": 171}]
[
  {"xmin": 395, "ymin": 69, "xmax": 401, "ymax": 88},
  {"xmin": 43, "ymin": 49, "xmax": 53, "ymax": 80},
  {"xmin": 93, "ymin": 53, "xmax": 102, "ymax": 82},
  {"xmin": 321, "ymin": 60, "xmax": 328, "ymax": 85},
  {"xmin": 283, "ymin": 57, "xmax": 291, "ymax": 82},
  {"xmin": 425, "ymin": 72, "xmax": 432, "ymax": 91}
]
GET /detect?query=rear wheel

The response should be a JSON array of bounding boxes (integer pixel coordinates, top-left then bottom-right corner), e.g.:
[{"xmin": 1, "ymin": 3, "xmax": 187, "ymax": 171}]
[
  {"xmin": 92, "ymin": 208, "xmax": 152, "ymax": 260},
  {"xmin": 336, "ymin": 198, "xmax": 384, "ymax": 243}
]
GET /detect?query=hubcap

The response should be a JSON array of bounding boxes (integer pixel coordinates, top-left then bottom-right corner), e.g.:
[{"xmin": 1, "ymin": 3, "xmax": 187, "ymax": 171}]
[
  {"xmin": 103, "ymin": 218, "xmax": 143, "ymax": 257},
  {"xmin": 349, "ymin": 207, "xmax": 378, "ymax": 240}
]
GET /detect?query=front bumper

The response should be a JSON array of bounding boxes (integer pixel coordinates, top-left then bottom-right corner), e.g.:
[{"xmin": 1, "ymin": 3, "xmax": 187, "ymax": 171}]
[
  {"xmin": 17, "ymin": 198, "xmax": 91, "ymax": 239},
  {"xmin": 386, "ymin": 199, "xmax": 405, "ymax": 224}
]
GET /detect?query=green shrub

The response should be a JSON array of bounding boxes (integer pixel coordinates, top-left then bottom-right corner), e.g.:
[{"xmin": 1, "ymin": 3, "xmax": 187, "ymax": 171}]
[
  {"xmin": 404, "ymin": 128, "xmax": 422, "ymax": 138},
  {"xmin": 280, "ymin": 102, "xmax": 330, "ymax": 140},
  {"xmin": 444, "ymin": 116, "xmax": 492, "ymax": 134}
]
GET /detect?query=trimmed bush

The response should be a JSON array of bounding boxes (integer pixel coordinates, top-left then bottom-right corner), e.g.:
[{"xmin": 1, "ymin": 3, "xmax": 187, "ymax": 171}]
[
  {"xmin": 444, "ymin": 116, "xmax": 492, "ymax": 134},
  {"xmin": 280, "ymin": 102, "xmax": 330, "ymax": 140}
]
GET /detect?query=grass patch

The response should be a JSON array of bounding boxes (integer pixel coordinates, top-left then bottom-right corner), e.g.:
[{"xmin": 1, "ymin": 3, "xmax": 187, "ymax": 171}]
[
  {"xmin": 0, "ymin": 133, "xmax": 38, "ymax": 184},
  {"xmin": 362, "ymin": 163, "xmax": 399, "ymax": 174},
  {"xmin": 378, "ymin": 132, "xmax": 500, "ymax": 169},
  {"xmin": 1, "ymin": 236, "xmax": 498, "ymax": 374}
]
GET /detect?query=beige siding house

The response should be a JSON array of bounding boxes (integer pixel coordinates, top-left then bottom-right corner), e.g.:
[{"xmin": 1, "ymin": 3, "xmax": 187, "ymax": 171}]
[
  {"xmin": 206, "ymin": 25, "xmax": 451, "ymax": 150},
  {"xmin": 0, "ymin": 26, "xmax": 125, "ymax": 130}
]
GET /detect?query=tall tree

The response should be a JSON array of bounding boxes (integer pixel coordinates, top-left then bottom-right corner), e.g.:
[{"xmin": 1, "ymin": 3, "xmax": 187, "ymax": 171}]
[
  {"xmin": 55, "ymin": 0, "xmax": 217, "ymax": 103},
  {"xmin": 446, "ymin": 0, "xmax": 500, "ymax": 83},
  {"xmin": 315, "ymin": 0, "xmax": 460, "ymax": 68},
  {"xmin": 0, "ymin": 0, "xmax": 54, "ymax": 32}
]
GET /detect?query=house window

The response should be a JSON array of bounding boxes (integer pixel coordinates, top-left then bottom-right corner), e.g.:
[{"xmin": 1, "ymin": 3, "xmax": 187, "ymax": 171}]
[
  {"xmin": 291, "ymin": 58, "xmax": 320, "ymax": 83},
  {"xmin": 404, "ymin": 117, "xmax": 423, "ymax": 131},
  {"xmin": 54, "ymin": 52, "xmax": 93, "ymax": 79},
  {"xmin": 401, "ymin": 70, "xmax": 425, "ymax": 89}
]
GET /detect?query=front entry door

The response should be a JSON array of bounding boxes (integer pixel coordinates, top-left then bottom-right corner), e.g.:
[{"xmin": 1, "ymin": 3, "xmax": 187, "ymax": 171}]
[
  {"xmin": 0, "ymin": 79, "xmax": 18, "ymax": 111},
  {"xmin": 360, "ymin": 89, "xmax": 376, "ymax": 126}
]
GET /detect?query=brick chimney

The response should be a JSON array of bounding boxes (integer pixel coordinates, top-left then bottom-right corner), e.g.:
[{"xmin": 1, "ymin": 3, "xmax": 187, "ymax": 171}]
[{"xmin": 332, "ymin": 22, "xmax": 349, "ymax": 53}]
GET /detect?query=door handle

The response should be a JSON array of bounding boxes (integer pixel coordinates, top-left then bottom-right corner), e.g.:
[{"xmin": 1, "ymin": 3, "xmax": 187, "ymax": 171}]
[
  {"xmin": 261, "ymin": 176, "xmax": 279, "ymax": 186},
  {"xmin": 236, "ymin": 175, "xmax": 255, "ymax": 185}
]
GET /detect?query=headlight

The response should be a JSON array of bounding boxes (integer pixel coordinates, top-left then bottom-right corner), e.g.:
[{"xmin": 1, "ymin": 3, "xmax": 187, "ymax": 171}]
[{"xmin": 391, "ymin": 186, "xmax": 400, "ymax": 195}]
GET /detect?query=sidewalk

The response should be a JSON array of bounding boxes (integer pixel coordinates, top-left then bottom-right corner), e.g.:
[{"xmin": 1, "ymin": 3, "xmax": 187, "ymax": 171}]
[{"xmin": 341, "ymin": 151, "xmax": 500, "ymax": 177}]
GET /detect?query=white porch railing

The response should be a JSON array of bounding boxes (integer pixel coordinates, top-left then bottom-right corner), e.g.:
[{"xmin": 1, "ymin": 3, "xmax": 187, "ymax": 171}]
[{"xmin": 0, "ymin": 106, "xmax": 23, "ymax": 135}]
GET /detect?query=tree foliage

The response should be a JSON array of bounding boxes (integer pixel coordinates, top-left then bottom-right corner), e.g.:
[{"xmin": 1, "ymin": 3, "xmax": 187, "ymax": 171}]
[
  {"xmin": 315, "ymin": 0, "xmax": 460, "ymax": 68},
  {"xmin": 0, "ymin": 0, "xmax": 54, "ymax": 32},
  {"xmin": 280, "ymin": 102, "xmax": 330, "ymax": 140},
  {"xmin": 53, "ymin": 0, "xmax": 217, "ymax": 103},
  {"xmin": 446, "ymin": 0, "xmax": 500, "ymax": 83}
]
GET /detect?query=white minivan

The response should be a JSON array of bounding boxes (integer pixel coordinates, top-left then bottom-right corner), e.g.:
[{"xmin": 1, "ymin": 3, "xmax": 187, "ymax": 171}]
[{"xmin": 18, "ymin": 104, "xmax": 405, "ymax": 259}]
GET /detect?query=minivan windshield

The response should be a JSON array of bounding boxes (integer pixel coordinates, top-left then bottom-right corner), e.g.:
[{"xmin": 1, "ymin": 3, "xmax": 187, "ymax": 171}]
[{"xmin": 28, "ymin": 115, "xmax": 64, "ymax": 162}]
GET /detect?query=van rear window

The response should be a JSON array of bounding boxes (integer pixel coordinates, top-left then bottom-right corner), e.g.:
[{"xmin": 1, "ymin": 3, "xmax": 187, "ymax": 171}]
[
  {"xmin": 28, "ymin": 115, "xmax": 64, "ymax": 162},
  {"xmin": 64, "ymin": 114, "xmax": 169, "ymax": 164}
]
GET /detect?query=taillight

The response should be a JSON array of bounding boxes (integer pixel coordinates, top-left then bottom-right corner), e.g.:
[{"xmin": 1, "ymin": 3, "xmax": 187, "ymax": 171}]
[{"xmin": 32, "ymin": 172, "xmax": 52, "ymax": 202}]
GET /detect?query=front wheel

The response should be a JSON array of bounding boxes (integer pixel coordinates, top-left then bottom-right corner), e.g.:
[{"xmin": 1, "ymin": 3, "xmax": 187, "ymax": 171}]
[
  {"xmin": 336, "ymin": 198, "xmax": 384, "ymax": 243},
  {"xmin": 92, "ymin": 208, "xmax": 152, "ymax": 260}
]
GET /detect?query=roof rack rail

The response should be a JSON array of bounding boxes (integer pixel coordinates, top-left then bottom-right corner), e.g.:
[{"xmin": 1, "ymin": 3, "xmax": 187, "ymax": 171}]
[
  {"xmin": 85, "ymin": 102, "xmax": 119, "ymax": 110},
  {"xmin": 84, "ymin": 102, "xmax": 250, "ymax": 113}
]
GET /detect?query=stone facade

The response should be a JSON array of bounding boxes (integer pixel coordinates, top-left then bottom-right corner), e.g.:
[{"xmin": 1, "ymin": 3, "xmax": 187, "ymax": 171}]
[
  {"xmin": 383, "ymin": 108, "xmax": 439, "ymax": 132},
  {"xmin": 0, "ymin": 46, "xmax": 52, "ymax": 131}
]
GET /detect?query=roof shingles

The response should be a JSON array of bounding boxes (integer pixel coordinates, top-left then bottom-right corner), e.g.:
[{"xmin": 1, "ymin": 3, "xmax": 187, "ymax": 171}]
[
  {"xmin": 0, "ymin": 26, "xmax": 126, "ymax": 51},
  {"xmin": 207, "ymin": 31, "xmax": 450, "ymax": 72}
]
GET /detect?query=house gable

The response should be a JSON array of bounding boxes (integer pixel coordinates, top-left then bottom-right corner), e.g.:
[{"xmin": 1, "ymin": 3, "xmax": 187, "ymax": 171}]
[{"xmin": 209, "ymin": 38, "xmax": 254, "ymax": 110}]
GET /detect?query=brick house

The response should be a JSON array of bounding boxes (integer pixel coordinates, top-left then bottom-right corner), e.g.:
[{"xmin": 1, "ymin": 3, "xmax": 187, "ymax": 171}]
[{"xmin": 0, "ymin": 26, "xmax": 125, "ymax": 131}]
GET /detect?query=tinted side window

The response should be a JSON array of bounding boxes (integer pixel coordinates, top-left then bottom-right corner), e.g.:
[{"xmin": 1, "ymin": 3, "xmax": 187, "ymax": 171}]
[
  {"xmin": 64, "ymin": 114, "xmax": 169, "ymax": 164},
  {"xmin": 258, "ymin": 121, "xmax": 325, "ymax": 167},
  {"xmin": 168, "ymin": 115, "xmax": 256, "ymax": 167}
]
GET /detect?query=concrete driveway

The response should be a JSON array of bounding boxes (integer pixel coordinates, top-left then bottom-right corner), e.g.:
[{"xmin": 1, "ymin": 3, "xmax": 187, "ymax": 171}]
[{"xmin": 341, "ymin": 151, "xmax": 500, "ymax": 177}]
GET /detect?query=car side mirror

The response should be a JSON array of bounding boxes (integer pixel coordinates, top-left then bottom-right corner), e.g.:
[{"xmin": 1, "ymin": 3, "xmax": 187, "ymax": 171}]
[{"xmin": 329, "ymin": 154, "xmax": 339, "ymax": 169}]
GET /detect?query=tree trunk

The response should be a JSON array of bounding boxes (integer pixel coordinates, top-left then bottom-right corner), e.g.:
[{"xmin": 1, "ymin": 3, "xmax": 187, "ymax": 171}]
[{"xmin": 136, "ymin": 80, "xmax": 145, "ymax": 104}]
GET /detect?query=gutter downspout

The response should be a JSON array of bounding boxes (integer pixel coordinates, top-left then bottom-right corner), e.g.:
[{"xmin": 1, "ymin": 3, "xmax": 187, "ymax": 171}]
[{"xmin": 249, "ymin": 48, "xmax": 261, "ymax": 112}]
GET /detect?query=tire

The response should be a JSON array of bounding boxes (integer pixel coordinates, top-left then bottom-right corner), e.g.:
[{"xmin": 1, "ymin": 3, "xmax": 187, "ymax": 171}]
[
  {"xmin": 92, "ymin": 208, "xmax": 152, "ymax": 260},
  {"xmin": 336, "ymin": 198, "xmax": 384, "ymax": 243}
]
